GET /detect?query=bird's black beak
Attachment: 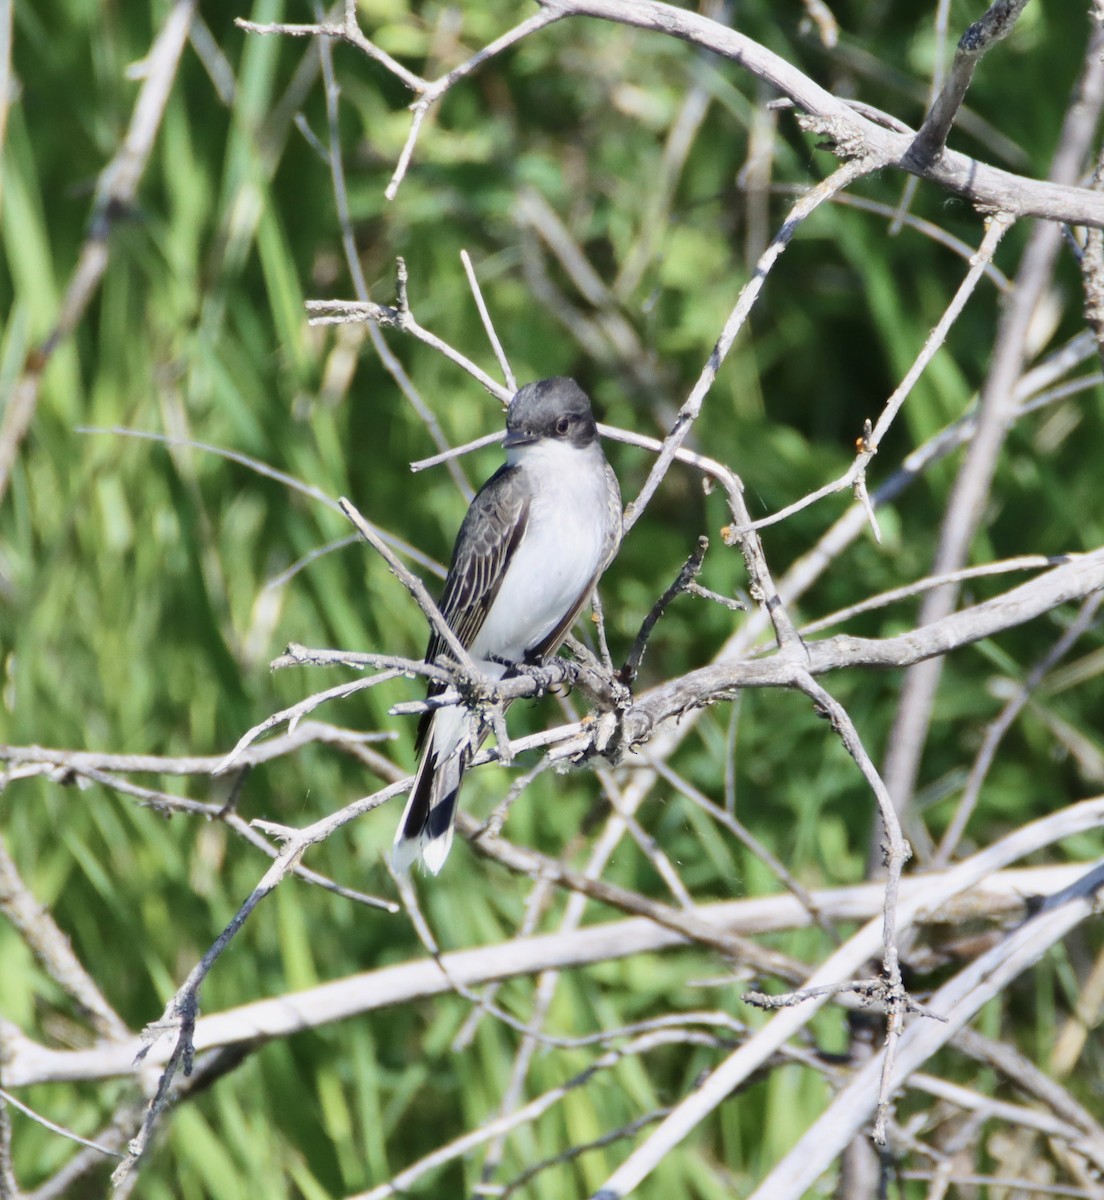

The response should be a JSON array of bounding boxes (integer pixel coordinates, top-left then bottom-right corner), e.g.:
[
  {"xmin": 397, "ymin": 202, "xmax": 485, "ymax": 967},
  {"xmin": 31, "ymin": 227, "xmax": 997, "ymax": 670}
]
[{"xmin": 503, "ymin": 429, "xmax": 538, "ymax": 449}]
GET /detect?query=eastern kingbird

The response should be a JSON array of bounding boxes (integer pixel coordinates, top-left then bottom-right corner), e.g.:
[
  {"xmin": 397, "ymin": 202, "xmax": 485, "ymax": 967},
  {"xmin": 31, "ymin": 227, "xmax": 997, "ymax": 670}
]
[{"xmin": 392, "ymin": 377, "xmax": 622, "ymax": 873}]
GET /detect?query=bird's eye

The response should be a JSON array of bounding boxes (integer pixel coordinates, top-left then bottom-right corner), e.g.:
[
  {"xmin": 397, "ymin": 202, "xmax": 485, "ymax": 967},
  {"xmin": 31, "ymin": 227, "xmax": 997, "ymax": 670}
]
[{"xmin": 556, "ymin": 416, "xmax": 571, "ymax": 435}]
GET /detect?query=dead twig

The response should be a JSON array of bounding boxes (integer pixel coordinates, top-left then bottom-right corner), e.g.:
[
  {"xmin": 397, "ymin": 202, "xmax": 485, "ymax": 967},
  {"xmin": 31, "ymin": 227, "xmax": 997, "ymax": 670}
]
[{"xmin": 620, "ymin": 536, "xmax": 709, "ymax": 684}]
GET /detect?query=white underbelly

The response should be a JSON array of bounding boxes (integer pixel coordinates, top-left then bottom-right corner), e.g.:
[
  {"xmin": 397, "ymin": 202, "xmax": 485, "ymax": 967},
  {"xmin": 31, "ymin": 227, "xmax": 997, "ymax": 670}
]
[{"xmin": 471, "ymin": 447, "xmax": 610, "ymax": 662}]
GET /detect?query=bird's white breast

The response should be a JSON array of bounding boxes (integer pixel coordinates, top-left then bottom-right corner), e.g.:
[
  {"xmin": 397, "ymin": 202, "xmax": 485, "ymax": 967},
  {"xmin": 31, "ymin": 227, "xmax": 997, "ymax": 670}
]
[{"xmin": 471, "ymin": 439, "xmax": 612, "ymax": 663}]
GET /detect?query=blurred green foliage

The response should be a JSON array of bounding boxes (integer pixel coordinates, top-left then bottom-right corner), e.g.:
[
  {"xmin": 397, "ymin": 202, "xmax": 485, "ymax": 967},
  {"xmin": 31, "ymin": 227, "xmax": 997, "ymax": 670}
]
[{"xmin": 1, "ymin": 0, "xmax": 1102, "ymax": 1196}]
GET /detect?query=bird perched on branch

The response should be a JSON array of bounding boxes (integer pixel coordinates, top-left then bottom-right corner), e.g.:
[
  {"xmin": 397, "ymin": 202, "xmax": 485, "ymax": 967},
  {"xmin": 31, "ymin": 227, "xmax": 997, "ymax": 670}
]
[{"xmin": 392, "ymin": 377, "xmax": 622, "ymax": 873}]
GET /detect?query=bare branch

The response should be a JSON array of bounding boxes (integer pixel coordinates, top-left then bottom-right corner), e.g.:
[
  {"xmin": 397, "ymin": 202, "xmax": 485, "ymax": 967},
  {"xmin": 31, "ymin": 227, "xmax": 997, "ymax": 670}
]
[
  {"xmin": 0, "ymin": 721, "xmax": 393, "ymax": 779},
  {"xmin": 382, "ymin": 8, "xmax": 563, "ymax": 200},
  {"xmin": 788, "ymin": 675, "xmax": 911, "ymax": 1144},
  {"xmin": 0, "ymin": 1087, "xmax": 121, "ymax": 1160},
  {"xmin": 619, "ymin": 536, "xmax": 708, "ymax": 684},
  {"xmin": 338, "ymin": 496, "xmax": 474, "ymax": 671},
  {"xmin": 307, "ymin": 294, "xmax": 510, "ymax": 401},
  {"xmin": 214, "ymin": 674, "xmax": 402, "ymax": 774},
  {"xmin": 621, "ymin": 548, "xmax": 1104, "ymax": 749},
  {"xmin": 0, "ymin": 837, "xmax": 130, "ymax": 1043},
  {"xmin": 748, "ymin": 859, "xmax": 1104, "ymax": 1199},
  {"xmin": 646, "ymin": 755, "xmax": 837, "ymax": 939},
  {"xmin": 77, "ymin": 426, "xmax": 444, "ymax": 576},
  {"xmin": 1082, "ymin": 142, "xmax": 1104, "ymax": 367},
  {"xmin": 312, "ymin": 32, "xmax": 476, "ymax": 498},
  {"xmin": 589, "ymin": 800, "xmax": 1104, "ymax": 1199},
  {"xmin": 235, "ymin": 6, "xmax": 424, "ymax": 92},
  {"xmin": 460, "ymin": 250, "xmax": 517, "ymax": 392},
  {"xmin": 736, "ymin": 212, "xmax": 1014, "ymax": 536},
  {"xmin": 0, "ymin": 1060, "xmax": 15, "ymax": 1200},
  {"xmin": 905, "ymin": 0, "xmax": 1032, "ymax": 169},
  {"xmin": 539, "ymin": 0, "xmax": 1104, "ymax": 227},
  {"xmin": 800, "ymin": 553, "xmax": 1081, "ymax": 636},
  {"xmin": 0, "ymin": 0, "xmax": 12, "ymax": 188},
  {"xmin": 935, "ymin": 589, "xmax": 1104, "ymax": 864},
  {"xmin": 349, "ymin": 1032, "xmax": 690, "ymax": 1200},
  {"xmin": 621, "ymin": 155, "xmax": 881, "ymax": 537},
  {"xmin": 0, "ymin": 0, "xmax": 197, "ymax": 504},
  {"xmin": 108, "ymin": 776, "xmax": 408, "ymax": 1186},
  {"xmin": 881, "ymin": 19, "xmax": 1104, "ymax": 829},
  {"xmin": 409, "ymin": 429, "xmax": 505, "ymax": 473},
  {"xmin": 6, "ymin": 857, "xmax": 1095, "ymax": 1089},
  {"xmin": 955, "ymin": 1024, "xmax": 1104, "ymax": 1158}
]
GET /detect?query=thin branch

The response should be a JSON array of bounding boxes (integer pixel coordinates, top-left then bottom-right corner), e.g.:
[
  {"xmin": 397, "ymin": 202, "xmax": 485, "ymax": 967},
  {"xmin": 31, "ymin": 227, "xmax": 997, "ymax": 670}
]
[
  {"xmin": 306, "ymin": 294, "xmax": 509, "ymax": 401},
  {"xmin": 346, "ymin": 1032, "xmax": 696, "ymax": 1200},
  {"xmin": 473, "ymin": 756, "xmax": 555, "ymax": 843},
  {"xmin": 38, "ymin": 761, "xmax": 399, "ymax": 912},
  {"xmin": 0, "ymin": 1087, "xmax": 120, "ymax": 1160},
  {"xmin": 621, "ymin": 155, "xmax": 881, "ymax": 537},
  {"xmin": 607, "ymin": 782, "xmax": 698, "ymax": 911},
  {"xmin": 0, "ymin": 1061, "xmax": 15, "ymax": 1200},
  {"xmin": 540, "ymin": 0, "xmax": 1104, "ymax": 227},
  {"xmin": 897, "ymin": 1173, "xmax": 1100, "ymax": 1199},
  {"xmin": 410, "ymin": 420, "xmax": 745, "ymax": 495},
  {"xmin": 954, "ymin": 1026, "xmax": 1104, "ymax": 1155},
  {"xmin": 3, "ymin": 856, "xmax": 1094, "ymax": 1089},
  {"xmin": 236, "ymin": 5, "xmax": 424, "ymax": 92},
  {"xmin": 475, "ymin": 754, "xmax": 668, "ymax": 1184},
  {"xmin": 0, "ymin": 0, "xmax": 12, "ymax": 205},
  {"xmin": 463, "ymin": 815, "xmax": 810, "ymax": 981},
  {"xmin": 743, "ymin": 977, "xmax": 937, "ymax": 1016},
  {"xmin": 1081, "ymin": 141, "xmax": 1104, "ymax": 366},
  {"xmin": 735, "ymin": 211, "xmax": 1014, "ymax": 535},
  {"xmin": 0, "ymin": 0, "xmax": 198, "ymax": 505},
  {"xmin": 409, "ymin": 429, "xmax": 505, "ymax": 473},
  {"xmin": 747, "ymin": 858, "xmax": 1104, "ymax": 1199},
  {"xmin": 338, "ymin": 496, "xmax": 474, "ymax": 671},
  {"xmin": 108, "ymin": 777, "xmax": 408, "ymax": 1186},
  {"xmin": 799, "ymin": 553, "xmax": 1081, "ymax": 636},
  {"xmin": 934, "ymin": 589, "xmax": 1104, "ymax": 865},
  {"xmin": 383, "ymin": 8, "xmax": 564, "ymax": 200},
  {"xmin": 77, "ymin": 426, "xmax": 444, "ymax": 576},
  {"xmin": 214, "ymin": 673, "xmax": 404, "ymax": 774},
  {"xmin": 620, "ymin": 536, "xmax": 708, "ymax": 684},
  {"xmin": 460, "ymin": 250, "xmax": 517, "ymax": 392},
  {"xmin": 589, "ymin": 803, "xmax": 1104, "ymax": 1200},
  {"xmin": 789, "ymin": 674, "xmax": 912, "ymax": 1145},
  {"xmin": 0, "ymin": 837, "xmax": 130, "ymax": 1042},
  {"xmin": 781, "ymin": 187, "xmax": 1011, "ymax": 287},
  {"xmin": 905, "ymin": 0, "xmax": 1032, "ymax": 170},
  {"xmin": 646, "ymin": 755, "xmax": 840, "ymax": 941},
  {"xmin": 312, "ymin": 30, "xmax": 475, "ymax": 498},
  {"xmin": 498, "ymin": 1108, "xmax": 672, "ymax": 1199},
  {"xmin": 880, "ymin": 16, "xmax": 1104, "ymax": 830},
  {"xmin": 0, "ymin": 721, "xmax": 394, "ymax": 779},
  {"xmin": 909, "ymin": 1071, "xmax": 1095, "ymax": 1148}
]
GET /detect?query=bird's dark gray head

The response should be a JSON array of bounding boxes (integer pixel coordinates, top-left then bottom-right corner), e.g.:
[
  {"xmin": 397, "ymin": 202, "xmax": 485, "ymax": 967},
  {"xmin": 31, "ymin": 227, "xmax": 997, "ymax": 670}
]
[{"xmin": 504, "ymin": 377, "xmax": 598, "ymax": 450}]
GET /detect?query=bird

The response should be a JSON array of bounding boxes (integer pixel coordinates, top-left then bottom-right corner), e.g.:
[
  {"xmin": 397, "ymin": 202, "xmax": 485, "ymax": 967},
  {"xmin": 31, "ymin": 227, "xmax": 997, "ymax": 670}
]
[{"xmin": 392, "ymin": 377, "xmax": 622, "ymax": 874}]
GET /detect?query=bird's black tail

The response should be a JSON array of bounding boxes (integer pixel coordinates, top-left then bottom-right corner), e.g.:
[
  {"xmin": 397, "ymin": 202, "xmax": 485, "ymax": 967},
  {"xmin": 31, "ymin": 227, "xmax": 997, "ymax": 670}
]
[{"xmin": 391, "ymin": 741, "xmax": 467, "ymax": 874}]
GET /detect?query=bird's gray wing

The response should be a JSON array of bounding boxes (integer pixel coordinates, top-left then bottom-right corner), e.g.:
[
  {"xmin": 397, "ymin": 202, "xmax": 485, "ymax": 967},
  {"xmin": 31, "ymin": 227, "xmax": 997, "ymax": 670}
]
[{"xmin": 417, "ymin": 463, "xmax": 530, "ymax": 750}]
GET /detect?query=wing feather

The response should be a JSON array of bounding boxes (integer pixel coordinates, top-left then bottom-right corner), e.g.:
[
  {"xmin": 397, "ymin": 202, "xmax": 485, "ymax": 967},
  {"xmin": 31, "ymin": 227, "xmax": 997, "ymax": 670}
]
[{"xmin": 416, "ymin": 464, "xmax": 530, "ymax": 751}]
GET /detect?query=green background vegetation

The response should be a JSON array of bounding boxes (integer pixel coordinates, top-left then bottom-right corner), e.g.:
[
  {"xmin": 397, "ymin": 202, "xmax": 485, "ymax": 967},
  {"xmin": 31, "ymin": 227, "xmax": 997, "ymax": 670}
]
[{"xmin": 2, "ymin": 0, "xmax": 1102, "ymax": 1195}]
